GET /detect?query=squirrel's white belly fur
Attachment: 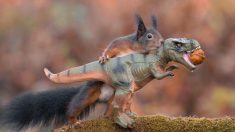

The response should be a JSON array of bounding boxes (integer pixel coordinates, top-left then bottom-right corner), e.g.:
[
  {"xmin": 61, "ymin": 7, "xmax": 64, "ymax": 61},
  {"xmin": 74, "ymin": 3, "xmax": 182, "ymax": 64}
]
[{"xmin": 98, "ymin": 85, "xmax": 114, "ymax": 102}]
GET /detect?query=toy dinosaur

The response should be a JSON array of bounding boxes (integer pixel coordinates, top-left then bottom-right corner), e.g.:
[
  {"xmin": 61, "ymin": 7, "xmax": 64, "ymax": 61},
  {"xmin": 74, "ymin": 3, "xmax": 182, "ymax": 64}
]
[{"xmin": 44, "ymin": 38, "xmax": 205, "ymax": 128}]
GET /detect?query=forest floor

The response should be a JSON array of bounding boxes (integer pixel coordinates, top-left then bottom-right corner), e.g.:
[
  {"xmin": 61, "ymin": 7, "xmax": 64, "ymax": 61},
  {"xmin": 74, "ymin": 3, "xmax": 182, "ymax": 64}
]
[{"xmin": 53, "ymin": 115, "xmax": 235, "ymax": 132}]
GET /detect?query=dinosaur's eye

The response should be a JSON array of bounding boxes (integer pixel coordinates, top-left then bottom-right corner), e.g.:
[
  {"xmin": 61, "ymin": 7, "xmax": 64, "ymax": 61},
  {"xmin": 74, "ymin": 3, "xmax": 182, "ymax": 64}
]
[
  {"xmin": 146, "ymin": 33, "xmax": 153, "ymax": 40},
  {"xmin": 175, "ymin": 43, "xmax": 182, "ymax": 48}
]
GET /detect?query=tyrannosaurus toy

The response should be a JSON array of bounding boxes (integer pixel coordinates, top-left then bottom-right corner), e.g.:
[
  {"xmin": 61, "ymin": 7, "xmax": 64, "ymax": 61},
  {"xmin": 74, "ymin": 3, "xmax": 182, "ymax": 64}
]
[{"xmin": 44, "ymin": 38, "xmax": 205, "ymax": 128}]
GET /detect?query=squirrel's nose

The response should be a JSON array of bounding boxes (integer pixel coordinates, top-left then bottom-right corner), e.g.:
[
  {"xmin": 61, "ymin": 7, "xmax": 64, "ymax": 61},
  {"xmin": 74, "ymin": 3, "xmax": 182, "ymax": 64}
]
[{"xmin": 159, "ymin": 39, "xmax": 164, "ymax": 45}]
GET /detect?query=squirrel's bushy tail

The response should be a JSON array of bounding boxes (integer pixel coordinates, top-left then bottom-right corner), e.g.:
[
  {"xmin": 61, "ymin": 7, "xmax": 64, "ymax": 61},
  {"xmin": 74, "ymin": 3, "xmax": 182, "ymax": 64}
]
[{"xmin": 0, "ymin": 81, "xmax": 102, "ymax": 131}]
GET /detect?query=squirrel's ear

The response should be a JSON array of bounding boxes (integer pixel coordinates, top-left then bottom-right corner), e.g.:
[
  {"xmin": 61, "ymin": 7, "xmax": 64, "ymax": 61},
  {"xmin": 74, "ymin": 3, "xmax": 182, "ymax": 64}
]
[
  {"xmin": 135, "ymin": 14, "xmax": 146, "ymax": 40},
  {"xmin": 151, "ymin": 15, "xmax": 157, "ymax": 29}
]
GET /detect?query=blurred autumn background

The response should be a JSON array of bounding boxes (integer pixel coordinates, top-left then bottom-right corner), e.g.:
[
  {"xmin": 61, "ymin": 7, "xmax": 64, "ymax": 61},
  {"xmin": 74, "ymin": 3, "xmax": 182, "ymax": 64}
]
[{"xmin": 1, "ymin": 0, "xmax": 235, "ymax": 127}]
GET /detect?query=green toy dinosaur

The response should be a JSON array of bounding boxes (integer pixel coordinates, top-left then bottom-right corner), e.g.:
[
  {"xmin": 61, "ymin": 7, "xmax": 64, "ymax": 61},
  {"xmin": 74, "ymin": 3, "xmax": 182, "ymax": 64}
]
[{"xmin": 44, "ymin": 38, "xmax": 204, "ymax": 128}]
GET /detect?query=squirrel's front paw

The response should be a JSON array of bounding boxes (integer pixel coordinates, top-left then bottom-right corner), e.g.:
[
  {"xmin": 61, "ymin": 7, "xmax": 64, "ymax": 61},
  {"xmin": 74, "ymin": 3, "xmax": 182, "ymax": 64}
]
[
  {"xmin": 114, "ymin": 112, "xmax": 135, "ymax": 128},
  {"xmin": 67, "ymin": 117, "xmax": 82, "ymax": 129},
  {"xmin": 99, "ymin": 55, "xmax": 109, "ymax": 64}
]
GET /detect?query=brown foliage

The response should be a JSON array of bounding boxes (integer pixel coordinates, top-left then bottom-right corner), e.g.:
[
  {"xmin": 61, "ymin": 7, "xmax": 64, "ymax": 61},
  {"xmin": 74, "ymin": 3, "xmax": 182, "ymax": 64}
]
[{"xmin": 0, "ymin": 0, "xmax": 235, "ymax": 119}]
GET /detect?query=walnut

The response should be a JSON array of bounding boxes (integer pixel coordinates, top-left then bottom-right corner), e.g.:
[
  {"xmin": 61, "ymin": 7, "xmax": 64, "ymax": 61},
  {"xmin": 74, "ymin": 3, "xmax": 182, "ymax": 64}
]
[{"xmin": 189, "ymin": 49, "xmax": 205, "ymax": 65}]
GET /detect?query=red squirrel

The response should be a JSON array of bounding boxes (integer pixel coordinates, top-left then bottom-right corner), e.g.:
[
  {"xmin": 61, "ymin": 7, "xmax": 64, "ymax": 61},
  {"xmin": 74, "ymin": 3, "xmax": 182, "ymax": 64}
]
[{"xmin": 99, "ymin": 14, "xmax": 163, "ymax": 63}]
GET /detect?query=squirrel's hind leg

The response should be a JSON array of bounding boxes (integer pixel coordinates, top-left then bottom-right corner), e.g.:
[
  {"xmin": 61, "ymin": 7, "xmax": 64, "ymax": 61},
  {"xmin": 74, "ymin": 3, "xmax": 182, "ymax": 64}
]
[
  {"xmin": 104, "ymin": 94, "xmax": 115, "ymax": 118},
  {"xmin": 66, "ymin": 83, "xmax": 102, "ymax": 128}
]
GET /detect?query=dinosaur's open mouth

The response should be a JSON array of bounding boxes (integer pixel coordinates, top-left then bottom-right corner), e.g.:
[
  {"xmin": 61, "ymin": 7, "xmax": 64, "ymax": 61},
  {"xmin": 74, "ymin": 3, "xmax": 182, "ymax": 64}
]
[
  {"xmin": 183, "ymin": 53, "xmax": 196, "ymax": 69},
  {"xmin": 182, "ymin": 46, "xmax": 202, "ymax": 71}
]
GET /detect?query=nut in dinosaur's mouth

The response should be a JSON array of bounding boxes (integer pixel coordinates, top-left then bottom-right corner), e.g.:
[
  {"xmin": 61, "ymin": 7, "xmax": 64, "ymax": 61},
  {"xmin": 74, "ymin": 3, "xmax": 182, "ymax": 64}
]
[
  {"xmin": 183, "ymin": 46, "xmax": 205, "ymax": 71},
  {"xmin": 189, "ymin": 48, "xmax": 205, "ymax": 65}
]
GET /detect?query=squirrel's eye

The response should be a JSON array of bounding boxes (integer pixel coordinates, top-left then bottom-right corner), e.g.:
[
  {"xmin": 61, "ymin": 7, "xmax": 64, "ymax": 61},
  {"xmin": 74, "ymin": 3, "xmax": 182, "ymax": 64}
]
[{"xmin": 146, "ymin": 33, "xmax": 153, "ymax": 40}]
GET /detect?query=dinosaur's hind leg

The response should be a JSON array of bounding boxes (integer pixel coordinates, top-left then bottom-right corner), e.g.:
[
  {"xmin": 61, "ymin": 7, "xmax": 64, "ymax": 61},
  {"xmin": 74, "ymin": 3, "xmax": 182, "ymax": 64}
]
[{"xmin": 112, "ymin": 81, "xmax": 138, "ymax": 128}]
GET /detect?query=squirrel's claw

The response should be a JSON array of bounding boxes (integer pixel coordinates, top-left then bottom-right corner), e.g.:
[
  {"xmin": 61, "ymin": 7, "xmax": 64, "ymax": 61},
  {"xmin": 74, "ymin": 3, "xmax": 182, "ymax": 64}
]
[
  {"xmin": 68, "ymin": 117, "xmax": 82, "ymax": 129},
  {"xmin": 99, "ymin": 56, "xmax": 109, "ymax": 64},
  {"xmin": 68, "ymin": 120, "xmax": 81, "ymax": 129}
]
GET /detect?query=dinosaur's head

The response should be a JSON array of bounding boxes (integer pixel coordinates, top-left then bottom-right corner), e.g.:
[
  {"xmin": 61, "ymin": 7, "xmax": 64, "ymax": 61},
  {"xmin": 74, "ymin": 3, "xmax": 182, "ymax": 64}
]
[{"xmin": 163, "ymin": 38, "xmax": 205, "ymax": 71}]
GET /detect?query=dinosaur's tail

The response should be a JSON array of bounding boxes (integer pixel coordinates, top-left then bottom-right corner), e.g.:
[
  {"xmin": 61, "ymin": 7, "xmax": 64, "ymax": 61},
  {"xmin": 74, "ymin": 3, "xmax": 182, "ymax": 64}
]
[
  {"xmin": 44, "ymin": 65, "xmax": 108, "ymax": 84},
  {"xmin": 0, "ymin": 81, "xmax": 103, "ymax": 131}
]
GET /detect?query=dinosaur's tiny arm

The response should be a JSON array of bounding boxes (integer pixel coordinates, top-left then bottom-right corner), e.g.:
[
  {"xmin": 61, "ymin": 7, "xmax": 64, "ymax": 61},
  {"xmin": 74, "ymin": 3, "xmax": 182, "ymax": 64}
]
[
  {"xmin": 165, "ymin": 64, "xmax": 178, "ymax": 71},
  {"xmin": 149, "ymin": 63, "xmax": 174, "ymax": 80}
]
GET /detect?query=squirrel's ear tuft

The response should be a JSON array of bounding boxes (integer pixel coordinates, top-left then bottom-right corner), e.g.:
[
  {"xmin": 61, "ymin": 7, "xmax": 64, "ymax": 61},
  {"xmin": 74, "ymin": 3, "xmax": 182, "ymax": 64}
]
[
  {"xmin": 151, "ymin": 15, "xmax": 157, "ymax": 29},
  {"xmin": 135, "ymin": 14, "xmax": 146, "ymax": 40}
]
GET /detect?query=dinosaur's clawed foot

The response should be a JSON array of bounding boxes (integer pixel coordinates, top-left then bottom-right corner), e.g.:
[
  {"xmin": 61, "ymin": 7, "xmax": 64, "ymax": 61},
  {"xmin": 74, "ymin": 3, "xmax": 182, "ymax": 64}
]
[
  {"xmin": 114, "ymin": 112, "xmax": 135, "ymax": 128},
  {"xmin": 126, "ymin": 111, "xmax": 137, "ymax": 118}
]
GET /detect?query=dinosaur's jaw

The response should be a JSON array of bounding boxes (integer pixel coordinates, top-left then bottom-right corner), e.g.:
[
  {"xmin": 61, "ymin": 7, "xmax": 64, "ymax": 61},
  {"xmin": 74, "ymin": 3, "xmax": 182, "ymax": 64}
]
[{"xmin": 183, "ymin": 52, "xmax": 196, "ymax": 71}]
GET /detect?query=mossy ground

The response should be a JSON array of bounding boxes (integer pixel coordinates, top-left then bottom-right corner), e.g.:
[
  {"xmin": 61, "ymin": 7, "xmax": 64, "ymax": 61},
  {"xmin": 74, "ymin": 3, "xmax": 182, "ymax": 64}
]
[{"xmin": 53, "ymin": 115, "xmax": 235, "ymax": 132}]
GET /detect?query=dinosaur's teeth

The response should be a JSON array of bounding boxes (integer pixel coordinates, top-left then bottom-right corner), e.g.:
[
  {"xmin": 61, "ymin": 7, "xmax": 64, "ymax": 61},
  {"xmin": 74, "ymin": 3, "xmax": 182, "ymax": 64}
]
[
  {"xmin": 187, "ymin": 46, "xmax": 201, "ymax": 53},
  {"xmin": 196, "ymin": 46, "xmax": 201, "ymax": 50}
]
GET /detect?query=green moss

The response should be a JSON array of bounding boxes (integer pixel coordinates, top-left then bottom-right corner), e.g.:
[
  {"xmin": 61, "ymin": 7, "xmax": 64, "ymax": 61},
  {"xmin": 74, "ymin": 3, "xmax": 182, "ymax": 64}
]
[{"xmin": 53, "ymin": 115, "xmax": 235, "ymax": 132}]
